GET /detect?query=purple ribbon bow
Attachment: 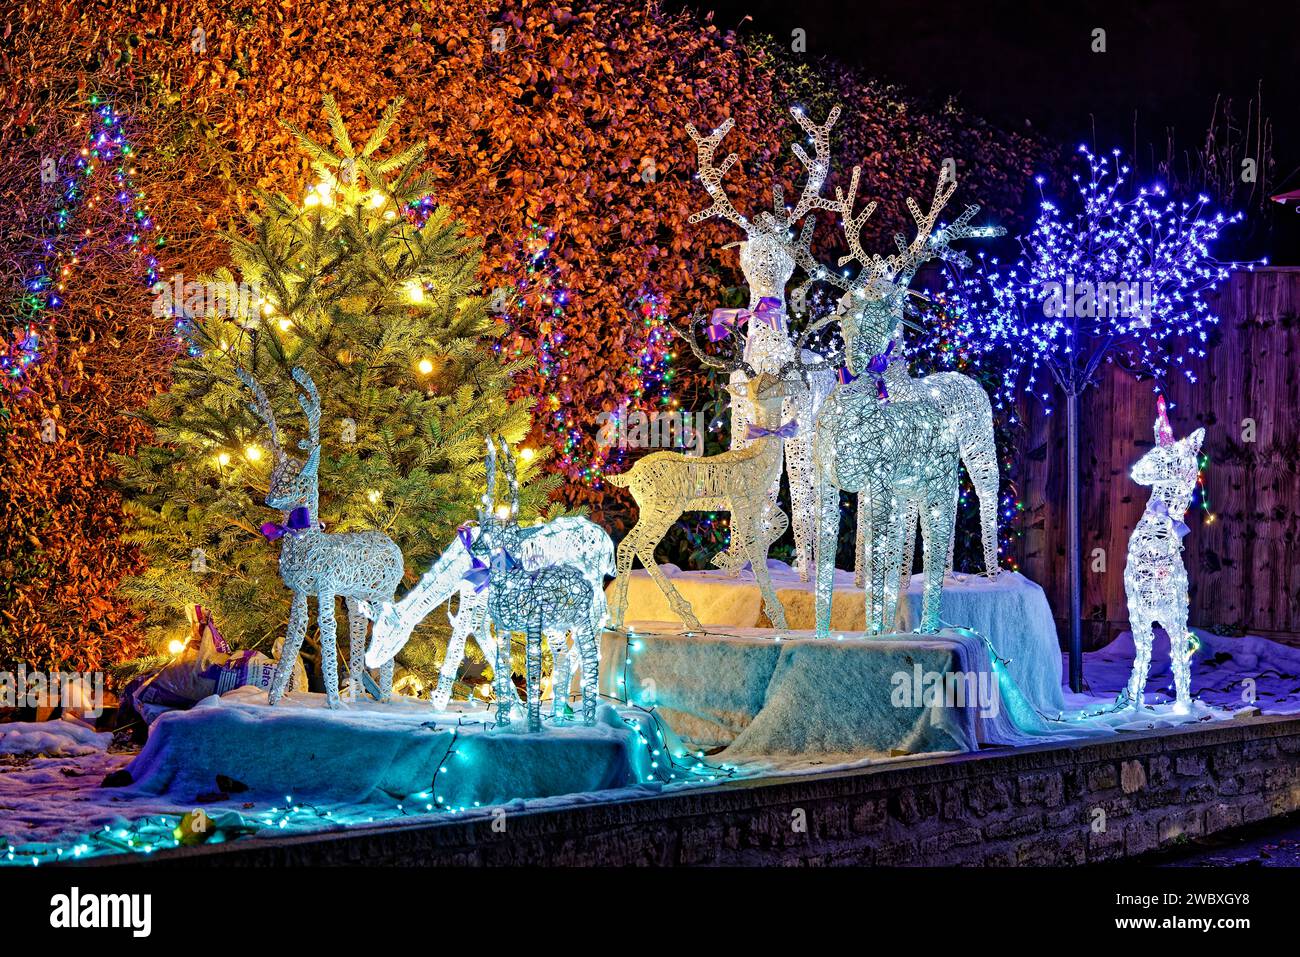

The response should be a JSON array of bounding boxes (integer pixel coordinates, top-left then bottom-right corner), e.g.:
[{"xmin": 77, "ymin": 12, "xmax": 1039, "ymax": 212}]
[
  {"xmin": 745, "ymin": 419, "xmax": 800, "ymax": 441},
  {"xmin": 867, "ymin": 340, "xmax": 897, "ymax": 403},
  {"xmin": 458, "ymin": 523, "xmax": 522, "ymax": 592},
  {"xmin": 260, "ymin": 506, "xmax": 314, "ymax": 541},
  {"xmin": 707, "ymin": 296, "xmax": 783, "ymax": 341},
  {"xmin": 1148, "ymin": 500, "xmax": 1191, "ymax": 538}
]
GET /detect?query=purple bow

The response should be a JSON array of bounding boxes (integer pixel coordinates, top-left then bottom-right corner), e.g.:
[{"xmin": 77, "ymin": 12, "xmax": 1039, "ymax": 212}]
[
  {"xmin": 745, "ymin": 419, "xmax": 799, "ymax": 441},
  {"xmin": 1147, "ymin": 500, "xmax": 1191, "ymax": 538},
  {"xmin": 260, "ymin": 506, "xmax": 314, "ymax": 541},
  {"xmin": 458, "ymin": 524, "xmax": 522, "ymax": 592},
  {"xmin": 867, "ymin": 341, "xmax": 897, "ymax": 403},
  {"xmin": 837, "ymin": 366, "xmax": 859, "ymax": 386},
  {"xmin": 707, "ymin": 297, "xmax": 783, "ymax": 341}
]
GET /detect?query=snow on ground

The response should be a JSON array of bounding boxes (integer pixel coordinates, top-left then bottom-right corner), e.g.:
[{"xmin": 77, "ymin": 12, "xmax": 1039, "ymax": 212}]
[{"xmin": 1, "ymin": 628, "xmax": 1295, "ymax": 864}]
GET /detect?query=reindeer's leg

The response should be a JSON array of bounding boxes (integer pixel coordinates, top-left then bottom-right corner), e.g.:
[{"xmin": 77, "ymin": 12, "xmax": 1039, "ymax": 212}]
[
  {"xmin": 526, "ymin": 615, "xmax": 544, "ymax": 733},
  {"xmin": 345, "ymin": 598, "xmax": 379, "ymax": 702},
  {"xmin": 318, "ymin": 591, "xmax": 342, "ymax": 709},
  {"xmin": 433, "ymin": 596, "xmax": 475, "ymax": 711},
  {"xmin": 379, "ymin": 659, "xmax": 394, "ymax": 702},
  {"xmin": 785, "ymin": 428, "xmax": 816, "ymax": 582},
  {"xmin": 918, "ymin": 489, "xmax": 956, "ymax": 633},
  {"xmin": 898, "ymin": 497, "xmax": 920, "ymax": 601},
  {"xmin": 963, "ymin": 413, "xmax": 1002, "ymax": 579},
  {"xmin": 854, "ymin": 493, "xmax": 866, "ymax": 589},
  {"xmin": 269, "ymin": 590, "xmax": 308, "ymax": 705},
  {"xmin": 548, "ymin": 628, "xmax": 573, "ymax": 718},
  {"xmin": 493, "ymin": 624, "xmax": 517, "ymax": 726},
  {"xmin": 945, "ymin": 483, "xmax": 959, "ymax": 578},
  {"xmin": 863, "ymin": 479, "xmax": 901, "ymax": 635},
  {"xmin": 636, "ymin": 511, "xmax": 702, "ymax": 632},
  {"xmin": 814, "ymin": 481, "xmax": 841, "ymax": 638},
  {"xmin": 577, "ymin": 619, "xmax": 600, "ymax": 726},
  {"xmin": 610, "ymin": 520, "xmax": 643, "ymax": 630},
  {"xmin": 739, "ymin": 502, "xmax": 789, "ymax": 631},
  {"xmin": 1126, "ymin": 613, "xmax": 1155, "ymax": 709}
]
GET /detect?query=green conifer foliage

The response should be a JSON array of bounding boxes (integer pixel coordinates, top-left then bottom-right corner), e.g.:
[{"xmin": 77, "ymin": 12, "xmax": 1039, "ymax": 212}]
[{"xmin": 118, "ymin": 96, "xmax": 556, "ymax": 686}]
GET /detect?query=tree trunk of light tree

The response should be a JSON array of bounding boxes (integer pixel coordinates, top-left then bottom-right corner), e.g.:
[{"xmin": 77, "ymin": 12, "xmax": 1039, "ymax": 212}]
[{"xmin": 1066, "ymin": 390, "xmax": 1084, "ymax": 692}]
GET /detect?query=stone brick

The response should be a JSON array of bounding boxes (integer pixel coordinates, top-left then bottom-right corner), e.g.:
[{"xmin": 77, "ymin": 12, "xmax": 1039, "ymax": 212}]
[
  {"xmin": 891, "ymin": 788, "xmax": 923, "ymax": 825},
  {"xmin": 1204, "ymin": 803, "xmax": 1243, "ymax": 833},
  {"xmin": 1124, "ymin": 819, "xmax": 1158, "ymax": 856},
  {"xmin": 1120, "ymin": 759, "xmax": 1147, "ymax": 794},
  {"xmin": 1242, "ymin": 740, "xmax": 1279, "ymax": 762},
  {"xmin": 1047, "ymin": 806, "xmax": 1080, "ymax": 829},
  {"xmin": 1175, "ymin": 753, "xmax": 1208, "ymax": 777},
  {"xmin": 919, "ymin": 827, "xmax": 982, "ymax": 856},
  {"xmin": 1086, "ymin": 763, "xmax": 1119, "ymax": 792},
  {"xmin": 1018, "ymin": 771, "xmax": 1065, "ymax": 807},
  {"xmin": 1211, "ymin": 746, "xmax": 1242, "ymax": 775},
  {"xmin": 1157, "ymin": 808, "xmax": 1203, "ymax": 844},
  {"xmin": 984, "ymin": 810, "xmax": 1044, "ymax": 840},
  {"xmin": 966, "ymin": 777, "xmax": 1013, "ymax": 815},
  {"xmin": 876, "ymin": 840, "xmax": 918, "ymax": 866},
  {"xmin": 1087, "ymin": 823, "xmax": 1126, "ymax": 862},
  {"xmin": 939, "ymin": 784, "xmax": 964, "ymax": 820},
  {"xmin": 1147, "ymin": 754, "xmax": 1172, "ymax": 787},
  {"xmin": 851, "ymin": 797, "xmax": 887, "ymax": 834}
]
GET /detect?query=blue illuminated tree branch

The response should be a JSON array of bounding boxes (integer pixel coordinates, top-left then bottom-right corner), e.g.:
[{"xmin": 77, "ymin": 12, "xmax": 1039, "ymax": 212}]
[{"xmin": 944, "ymin": 147, "xmax": 1256, "ymax": 691}]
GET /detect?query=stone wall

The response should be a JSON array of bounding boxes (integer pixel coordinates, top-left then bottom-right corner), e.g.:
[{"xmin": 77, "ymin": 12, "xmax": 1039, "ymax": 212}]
[{"xmin": 119, "ymin": 714, "xmax": 1300, "ymax": 867}]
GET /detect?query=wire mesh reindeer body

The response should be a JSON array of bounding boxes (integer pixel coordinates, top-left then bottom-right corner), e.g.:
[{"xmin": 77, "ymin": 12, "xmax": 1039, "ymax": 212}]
[
  {"xmin": 238, "ymin": 367, "xmax": 404, "ymax": 709},
  {"xmin": 608, "ymin": 321, "xmax": 832, "ymax": 632},
  {"xmin": 687, "ymin": 107, "xmax": 846, "ymax": 581},
  {"xmin": 477, "ymin": 439, "xmax": 602, "ymax": 732},
  {"xmin": 798, "ymin": 174, "xmax": 1002, "ymax": 624},
  {"xmin": 1122, "ymin": 398, "xmax": 1204, "ymax": 712},
  {"xmin": 848, "ymin": 308, "xmax": 1001, "ymax": 591},
  {"xmin": 361, "ymin": 517, "xmax": 614, "ymax": 714}
]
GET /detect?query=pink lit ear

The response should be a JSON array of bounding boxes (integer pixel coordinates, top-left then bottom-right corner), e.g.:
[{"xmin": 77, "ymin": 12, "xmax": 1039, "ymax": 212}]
[{"xmin": 1154, "ymin": 395, "xmax": 1175, "ymax": 446}]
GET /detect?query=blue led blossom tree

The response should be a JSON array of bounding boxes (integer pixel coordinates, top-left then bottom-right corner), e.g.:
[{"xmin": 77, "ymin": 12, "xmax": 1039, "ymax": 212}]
[{"xmin": 944, "ymin": 147, "xmax": 1254, "ymax": 690}]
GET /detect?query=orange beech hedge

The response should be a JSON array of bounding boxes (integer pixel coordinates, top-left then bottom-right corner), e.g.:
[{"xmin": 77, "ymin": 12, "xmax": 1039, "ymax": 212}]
[{"xmin": 0, "ymin": 0, "xmax": 1050, "ymax": 669}]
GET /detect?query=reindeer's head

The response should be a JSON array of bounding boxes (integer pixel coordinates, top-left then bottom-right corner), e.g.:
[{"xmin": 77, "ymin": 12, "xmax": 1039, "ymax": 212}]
[
  {"xmin": 688, "ymin": 106, "xmax": 858, "ymax": 313},
  {"xmin": 237, "ymin": 366, "xmax": 322, "ymax": 513},
  {"xmin": 821, "ymin": 174, "xmax": 1004, "ymax": 372},
  {"xmin": 1132, "ymin": 397, "xmax": 1204, "ymax": 516}
]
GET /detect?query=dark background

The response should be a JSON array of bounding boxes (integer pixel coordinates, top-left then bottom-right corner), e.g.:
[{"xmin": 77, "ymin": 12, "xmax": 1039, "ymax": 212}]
[{"xmin": 679, "ymin": 0, "xmax": 1300, "ymax": 259}]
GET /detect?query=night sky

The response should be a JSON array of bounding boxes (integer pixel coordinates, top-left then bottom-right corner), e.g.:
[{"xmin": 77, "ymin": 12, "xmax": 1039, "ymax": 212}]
[{"xmin": 679, "ymin": 0, "xmax": 1299, "ymax": 258}]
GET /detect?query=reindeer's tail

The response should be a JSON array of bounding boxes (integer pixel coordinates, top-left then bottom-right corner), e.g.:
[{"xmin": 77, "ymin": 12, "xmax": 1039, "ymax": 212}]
[{"xmin": 604, "ymin": 467, "xmax": 635, "ymax": 489}]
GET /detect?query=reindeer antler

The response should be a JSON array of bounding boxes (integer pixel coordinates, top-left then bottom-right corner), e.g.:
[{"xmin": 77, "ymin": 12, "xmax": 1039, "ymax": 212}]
[
  {"xmin": 678, "ymin": 309, "xmax": 758, "ymax": 380},
  {"xmin": 498, "ymin": 436, "xmax": 519, "ymax": 518},
  {"xmin": 776, "ymin": 314, "xmax": 844, "ymax": 386},
  {"xmin": 773, "ymin": 106, "xmax": 857, "ymax": 228},
  {"xmin": 686, "ymin": 117, "xmax": 751, "ymax": 231},
  {"xmin": 290, "ymin": 367, "xmax": 321, "ymax": 450},
  {"xmin": 236, "ymin": 367, "xmax": 282, "ymax": 453}
]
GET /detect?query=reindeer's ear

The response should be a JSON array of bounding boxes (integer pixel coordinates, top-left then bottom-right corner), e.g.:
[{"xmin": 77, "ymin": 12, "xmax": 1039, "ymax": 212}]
[{"xmin": 1185, "ymin": 428, "xmax": 1205, "ymax": 455}]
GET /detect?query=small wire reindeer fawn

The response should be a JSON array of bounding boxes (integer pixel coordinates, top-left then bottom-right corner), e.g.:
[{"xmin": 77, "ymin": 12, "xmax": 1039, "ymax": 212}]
[
  {"xmin": 239, "ymin": 367, "xmax": 405, "ymax": 709},
  {"xmin": 1122, "ymin": 397, "xmax": 1204, "ymax": 712},
  {"xmin": 478, "ymin": 438, "xmax": 602, "ymax": 733}
]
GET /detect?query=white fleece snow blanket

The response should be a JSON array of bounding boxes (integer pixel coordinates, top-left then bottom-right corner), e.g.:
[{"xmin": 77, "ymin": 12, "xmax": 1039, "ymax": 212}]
[{"xmin": 612, "ymin": 564, "xmax": 1065, "ymax": 715}]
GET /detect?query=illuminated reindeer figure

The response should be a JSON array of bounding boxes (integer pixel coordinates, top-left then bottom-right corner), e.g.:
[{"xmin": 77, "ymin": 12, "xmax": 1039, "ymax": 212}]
[
  {"xmin": 803, "ymin": 174, "xmax": 1004, "ymax": 593},
  {"xmin": 477, "ymin": 438, "xmax": 602, "ymax": 732},
  {"xmin": 609, "ymin": 319, "xmax": 836, "ymax": 632},
  {"xmin": 1121, "ymin": 398, "xmax": 1204, "ymax": 712},
  {"xmin": 686, "ymin": 105, "xmax": 848, "ymax": 580},
  {"xmin": 361, "ymin": 515, "xmax": 614, "ymax": 715},
  {"xmin": 238, "ymin": 367, "xmax": 404, "ymax": 709}
]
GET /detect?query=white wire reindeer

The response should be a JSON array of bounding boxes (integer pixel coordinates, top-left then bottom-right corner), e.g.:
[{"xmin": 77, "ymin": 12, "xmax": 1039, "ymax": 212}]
[
  {"xmin": 238, "ymin": 367, "xmax": 404, "ymax": 709},
  {"xmin": 1121, "ymin": 397, "xmax": 1205, "ymax": 712},
  {"xmin": 360, "ymin": 516, "xmax": 614, "ymax": 714},
  {"xmin": 808, "ymin": 175, "xmax": 1004, "ymax": 594},
  {"xmin": 686, "ymin": 105, "xmax": 846, "ymax": 580},
  {"xmin": 477, "ymin": 438, "xmax": 602, "ymax": 732},
  {"xmin": 608, "ymin": 318, "xmax": 837, "ymax": 632}
]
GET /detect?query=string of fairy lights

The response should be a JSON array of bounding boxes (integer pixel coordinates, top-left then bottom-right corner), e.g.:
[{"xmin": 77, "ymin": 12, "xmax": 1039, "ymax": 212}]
[
  {"xmin": 494, "ymin": 222, "xmax": 676, "ymax": 485},
  {"xmin": 0, "ymin": 97, "xmax": 167, "ymax": 389}
]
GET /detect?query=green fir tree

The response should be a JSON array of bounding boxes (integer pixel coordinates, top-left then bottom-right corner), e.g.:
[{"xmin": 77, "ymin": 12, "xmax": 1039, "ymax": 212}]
[{"xmin": 118, "ymin": 95, "xmax": 557, "ymax": 690}]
